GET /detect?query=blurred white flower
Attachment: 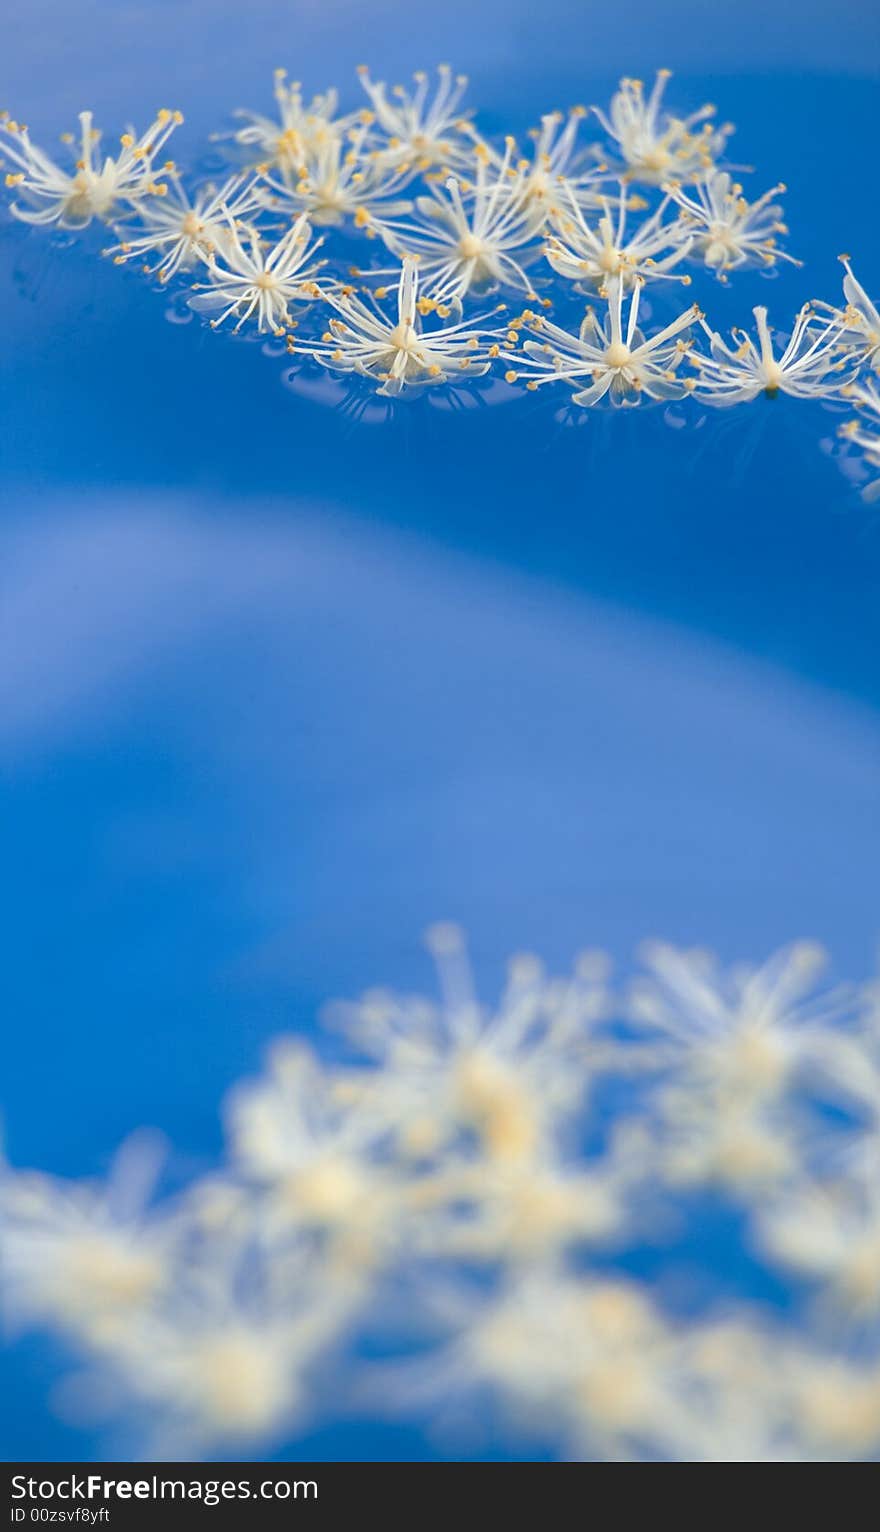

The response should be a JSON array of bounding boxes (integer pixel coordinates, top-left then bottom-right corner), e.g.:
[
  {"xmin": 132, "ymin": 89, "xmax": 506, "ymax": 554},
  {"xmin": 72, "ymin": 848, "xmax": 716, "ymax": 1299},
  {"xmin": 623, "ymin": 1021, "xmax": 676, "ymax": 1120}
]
[
  {"xmin": 104, "ymin": 170, "xmax": 263, "ymax": 281},
  {"xmin": 301, "ymin": 257, "xmax": 506, "ymax": 394},
  {"xmin": 838, "ymin": 378, "xmax": 880, "ymax": 502},
  {"xmin": 689, "ymin": 303, "xmax": 855, "ymax": 403},
  {"xmin": 189, "ymin": 210, "xmax": 326, "ymax": 333},
  {"xmin": 791, "ymin": 1355, "xmax": 880, "ymax": 1459},
  {"xmin": 627, "ymin": 941, "xmax": 842, "ymax": 1101},
  {"xmin": 107, "ymin": 1252, "xmax": 346, "ymax": 1455},
  {"xmin": 256, "ymin": 117, "xmax": 413, "ymax": 228},
  {"xmin": 545, "ymin": 181, "xmax": 692, "ymax": 293},
  {"xmin": 474, "ymin": 107, "xmax": 607, "ymax": 219},
  {"xmin": 229, "ymin": 70, "xmax": 352, "ymax": 174},
  {"xmin": 363, "ymin": 147, "xmax": 546, "ymax": 306}
]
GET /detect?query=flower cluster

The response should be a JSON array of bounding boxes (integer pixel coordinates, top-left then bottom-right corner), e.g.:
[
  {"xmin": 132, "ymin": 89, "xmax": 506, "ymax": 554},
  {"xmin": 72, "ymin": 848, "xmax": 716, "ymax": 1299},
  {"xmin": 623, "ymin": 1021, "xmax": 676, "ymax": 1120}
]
[
  {"xmin": 3, "ymin": 926, "xmax": 880, "ymax": 1461},
  {"xmin": 2, "ymin": 66, "xmax": 877, "ymax": 482}
]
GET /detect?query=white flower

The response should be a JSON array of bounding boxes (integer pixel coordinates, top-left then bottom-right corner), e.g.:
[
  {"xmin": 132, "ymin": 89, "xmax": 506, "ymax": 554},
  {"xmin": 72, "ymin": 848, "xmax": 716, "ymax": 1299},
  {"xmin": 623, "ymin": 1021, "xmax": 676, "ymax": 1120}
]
[
  {"xmin": 477, "ymin": 107, "xmax": 607, "ymax": 218},
  {"xmin": 758, "ymin": 1173, "xmax": 880, "ymax": 1321},
  {"xmin": 791, "ymin": 1357, "xmax": 880, "ymax": 1459},
  {"xmin": 452, "ymin": 1274, "xmax": 703, "ymax": 1461},
  {"xmin": 302, "ymin": 258, "xmax": 507, "ymax": 395},
  {"xmin": 628, "ymin": 940, "xmax": 841, "ymax": 1101},
  {"xmin": 357, "ymin": 64, "xmax": 473, "ymax": 170},
  {"xmin": 664, "ymin": 170, "xmax": 799, "ymax": 279},
  {"xmin": 839, "ymin": 377, "xmax": 880, "ymax": 502},
  {"xmin": 1, "ymin": 108, "xmax": 182, "ymax": 227},
  {"xmin": 505, "ymin": 275, "xmax": 699, "ymax": 406},
  {"xmin": 689, "ymin": 302, "xmax": 854, "ymax": 404},
  {"xmin": 545, "ymin": 181, "xmax": 692, "ymax": 293},
  {"xmin": 423, "ymin": 1142, "xmax": 635, "ymax": 1265},
  {"xmin": 364, "ymin": 145, "xmax": 546, "ymax": 306},
  {"xmin": 104, "ymin": 170, "xmax": 263, "ymax": 281},
  {"xmin": 132, "ymin": 1319, "xmax": 306, "ymax": 1448},
  {"xmin": 326, "ymin": 922, "xmax": 610, "ymax": 1160},
  {"xmin": 625, "ymin": 941, "xmax": 850, "ymax": 1193},
  {"xmin": 592, "ymin": 71, "xmax": 733, "ymax": 185},
  {"xmin": 817, "ymin": 256, "xmax": 880, "ymax": 373},
  {"xmin": 839, "ymin": 257, "xmax": 880, "ymax": 369},
  {"xmin": 229, "ymin": 68, "xmax": 351, "ymax": 174},
  {"xmin": 107, "ymin": 1261, "xmax": 345, "ymax": 1454},
  {"xmin": 189, "ymin": 210, "xmax": 326, "ymax": 333},
  {"xmin": 257, "ymin": 117, "xmax": 413, "ymax": 228}
]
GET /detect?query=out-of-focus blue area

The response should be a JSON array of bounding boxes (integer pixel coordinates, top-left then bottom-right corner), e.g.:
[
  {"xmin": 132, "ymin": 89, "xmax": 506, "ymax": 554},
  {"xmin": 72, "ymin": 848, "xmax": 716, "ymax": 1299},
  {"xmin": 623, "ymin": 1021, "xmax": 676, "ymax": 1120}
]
[{"xmin": 0, "ymin": 0, "xmax": 878, "ymax": 1461}]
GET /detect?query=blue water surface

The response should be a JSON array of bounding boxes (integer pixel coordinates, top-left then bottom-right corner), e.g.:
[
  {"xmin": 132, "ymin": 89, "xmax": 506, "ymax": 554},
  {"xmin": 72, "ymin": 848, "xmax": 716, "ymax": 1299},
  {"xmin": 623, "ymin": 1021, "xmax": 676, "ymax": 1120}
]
[{"xmin": 1, "ymin": 0, "xmax": 879, "ymax": 1461}]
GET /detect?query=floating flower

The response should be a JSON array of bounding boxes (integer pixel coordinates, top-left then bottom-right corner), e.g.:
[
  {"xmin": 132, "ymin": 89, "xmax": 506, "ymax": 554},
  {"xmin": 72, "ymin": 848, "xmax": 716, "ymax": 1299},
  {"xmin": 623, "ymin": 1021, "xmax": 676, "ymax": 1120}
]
[
  {"xmin": 476, "ymin": 107, "xmax": 608, "ymax": 218},
  {"xmin": 1, "ymin": 931, "xmax": 880, "ymax": 1461},
  {"xmin": 1, "ymin": 108, "xmax": 183, "ymax": 228},
  {"xmin": 839, "ymin": 377, "xmax": 880, "ymax": 502},
  {"xmin": 627, "ymin": 941, "xmax": 840, "ymax": 1101},
  {"xmin": 357, "ymin": 64, "xmax": 473, "ymax": 170},
  {"xmin": 423, "ymin": 1139, "xmax": 637, "ymax": 1265},
  {"xmin": 689, "ymin": 302, "xmax": 854, "ymax": 404},
  {"xmin": 104, "ymin": 170, "xmax": 263, "ymax": 281},
  {"xmin": 301, "ymin": 258, "xmax": 507, "ymax": 395},
  {"xmin": 791, "ymin": 1356, "xmax": 880, "ymax": 1460},
  {"xmin": 257, "ymin": 117, "xmax": 413, "ymax": 227},
  {"xmin": 815, "ymin": 257, "xmax": 880, "ymax": 373},
  {"xmin": 664, "ymin": 170, "xmax": 799, "ymax": 278},
  {"xmin": 229, "ymin": 69, "xmax": 351, "ymax": 175},
  {"xmin": 505, "ymin": 275, "xmax": 699, "ymax": 405},
  {"xmin": 804, "ymin": 972, "xmax": 880, "ymax": 1169},
  {"xmin": 592, "ymin": 71, "xmax": 733, "ymax": 186},
  {"xmin": 130, "ymin": 1316, "xmax": 308, "ymax": 1449},
  {"xmin": 364, "ymin": 146, "xmax": 546, "ymax": 306},
  {"xmin": 545, "ymin": 181, "xmax": 692, "ymax": 292},
  {"xmin": 189, "ymin": 210, "xmax": 326, "ymax": 333},
  {"xmin": 647, "ymin": 1089, "xmax": 798, "ymax": 1193}
]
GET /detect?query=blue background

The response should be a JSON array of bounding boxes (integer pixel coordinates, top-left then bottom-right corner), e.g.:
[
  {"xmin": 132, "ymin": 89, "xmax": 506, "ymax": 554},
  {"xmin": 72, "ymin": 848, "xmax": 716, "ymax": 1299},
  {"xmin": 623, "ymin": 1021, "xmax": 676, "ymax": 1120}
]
[{"xmin": 1, "ymin": 0, "xmax": 878, "ymax": 1460}]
